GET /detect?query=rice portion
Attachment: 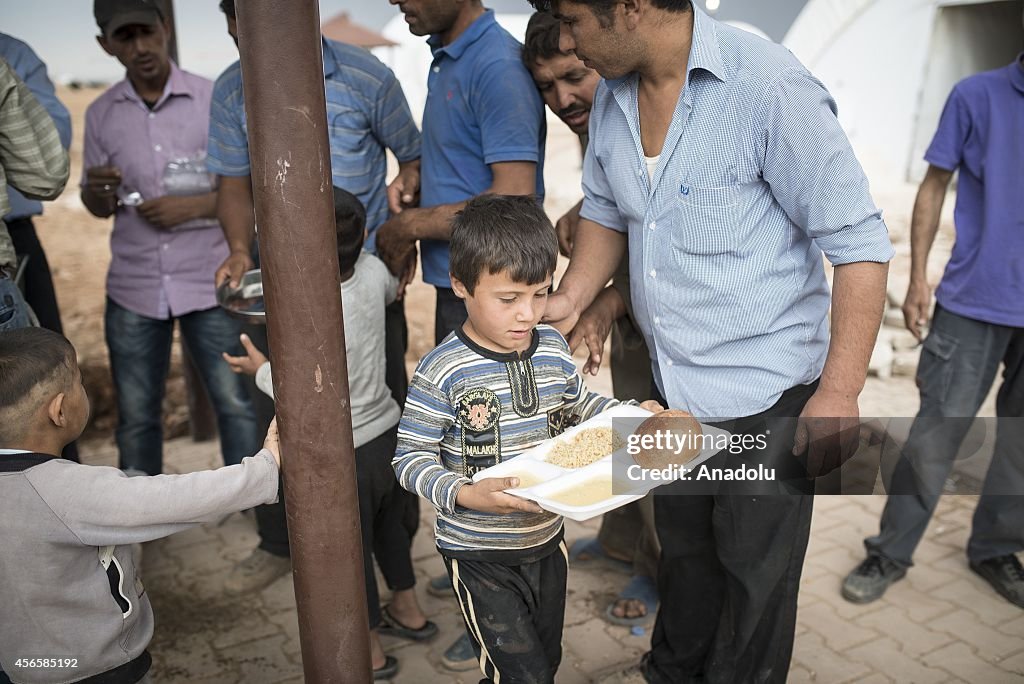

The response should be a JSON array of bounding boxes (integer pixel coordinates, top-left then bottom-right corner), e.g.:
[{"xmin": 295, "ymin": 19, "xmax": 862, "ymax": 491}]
[{"xmin": 546, "ymin": 427, "xmax": 625, "ymax": 469}]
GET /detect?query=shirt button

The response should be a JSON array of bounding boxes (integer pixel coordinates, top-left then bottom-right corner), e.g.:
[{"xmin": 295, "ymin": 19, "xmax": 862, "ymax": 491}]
[
  {"xmin": 649, "ymin": 221, "xmax": 656, "ymax": 230},
  {"xmin": 154, "ymin": 144, "xmax": 162, "ymax": 152},
  {"xmin": 162, "ymin": 244, "xmax": 169, "ymax": 250},
  {"xmin": 654, "ymin": 316, "xmax": 661, "ymax": 325},
  {"xmin": 667, "ymin": 359, "xmax": 674, "ymax": 367},
  {"xmin": 650, "ymin": 269, "xmax": 656, "ymax": 278},
  {"xmin": 432, "ymin": 66, "xmax": 440, "ymax": 73},
  {"xmin": 148, "ymin": 112, "xmax": 155, "ymax": 119},
  {"xmin": 163, "ymin": 274, "xmax": 170, "ymax": 280}
]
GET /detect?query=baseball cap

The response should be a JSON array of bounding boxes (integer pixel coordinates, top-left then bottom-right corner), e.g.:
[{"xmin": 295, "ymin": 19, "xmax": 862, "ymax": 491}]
[{"xmin": 94, "ymin": 0, "xmax": 164, "ymax": 36}]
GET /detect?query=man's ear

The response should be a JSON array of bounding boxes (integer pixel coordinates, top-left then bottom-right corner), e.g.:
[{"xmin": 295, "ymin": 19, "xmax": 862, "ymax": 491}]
[
  {"xmin": 47, "ymin": 392, "xmax": 67, "ymax": 429},
  {"xmin": 621, "ymin": 0, "xmax": 642, "ymax": 26},
  {"xmin": 97, "ymin": 34, "xmax": 115, "ymax": 57},
  {"xmin": 450, "ymin": 275, "xmax": 469, "ymax": 300}
]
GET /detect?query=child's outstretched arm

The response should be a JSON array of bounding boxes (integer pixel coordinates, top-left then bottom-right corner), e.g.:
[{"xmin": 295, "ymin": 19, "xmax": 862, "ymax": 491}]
[
  {"xmin": 25, "ymin": 421, "xmax": 282, "ymax": 548},
  {"xmin": 222, "ymin": 333, "xmax": 273, "ymax": 398}
]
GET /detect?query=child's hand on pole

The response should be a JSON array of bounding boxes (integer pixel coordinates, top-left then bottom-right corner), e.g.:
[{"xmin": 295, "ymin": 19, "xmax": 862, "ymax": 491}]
[
  {"xmin": 263, "ymin": 417, "xmax": 281, "ymax": 467},
  {"xmin": 222, "ymin": 333, "xmax": 268, "ymax": 376},
  {"xmin": 456, "ymin": 478, "xmax": 544, "ymax": 514}
]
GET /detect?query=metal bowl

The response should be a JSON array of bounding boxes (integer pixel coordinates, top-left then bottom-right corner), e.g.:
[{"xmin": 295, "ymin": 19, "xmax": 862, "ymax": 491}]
[{"xmin": 216, "ymin": 269, "xmax": 266, "ymax": 322}]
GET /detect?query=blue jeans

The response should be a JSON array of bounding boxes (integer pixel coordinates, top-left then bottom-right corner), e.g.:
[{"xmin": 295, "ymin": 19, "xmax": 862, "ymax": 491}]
[
  {"xmin": 105, "ymin": 298, "xmax": 261, "ymax": 475},
  {"xmin": 866, "ymin": 304, "xmax": 1024, "ymax": 565},
  {"xmin": 0, "ymin": 276, "xmax": 33, "ymax": 331}
]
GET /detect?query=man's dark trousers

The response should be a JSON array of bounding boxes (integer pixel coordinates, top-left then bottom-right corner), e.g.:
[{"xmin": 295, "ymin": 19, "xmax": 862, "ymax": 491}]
[{"xmin": 645, "ymin": 382, "xmax": 817, "ymax": 684}]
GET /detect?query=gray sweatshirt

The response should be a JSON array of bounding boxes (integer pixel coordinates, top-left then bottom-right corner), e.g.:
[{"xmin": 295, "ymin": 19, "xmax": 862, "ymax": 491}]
[
  {"xmin": 0, "ymin": 450, "xmax": 279, "ymax": 683},
  {"xmin": 254, "ymin": 251, "xmax": 401, "ymax": 448}
]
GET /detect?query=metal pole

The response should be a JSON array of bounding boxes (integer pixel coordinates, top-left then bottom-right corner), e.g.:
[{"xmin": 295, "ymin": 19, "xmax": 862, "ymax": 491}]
[{"xmin": 235, "ymin": 2, "xmax": 372, "ymax": 682}]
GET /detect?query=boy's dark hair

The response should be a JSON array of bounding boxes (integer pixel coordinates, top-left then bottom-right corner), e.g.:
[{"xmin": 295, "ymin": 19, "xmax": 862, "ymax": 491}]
[
  {"xmin": 0, "ymin": 328, "xmax": 76, "ymax": 442},
  {"xmin": 528, "ymin": 0, "xmax": 691, "ymax": 25},
  {"xmin": 334, "ymin": 186, "xmax": 366, "ymax": 275},
  {"xmin": 449, "ymin": 195, "xmax": 557, "ymax": 294},
  {"xmin": 522, "ymin": 12, "xmax": 564, "ymax": 68},
  {"xmin": 219, "ymin": 0, "xmax": 235, "ymax": 18}
]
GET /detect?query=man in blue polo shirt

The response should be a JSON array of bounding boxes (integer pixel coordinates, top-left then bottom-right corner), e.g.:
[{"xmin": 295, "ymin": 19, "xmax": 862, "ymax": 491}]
[
  {"xmin": 379, "ymin": 0, "xmax": 546, "ymax": 345},
  {"xmin": 207, "ymin": 0, "xmax": 422, "ymax": 600},
  {"xmin": 844, "ymin": 52, "xmax": 1024, "ymax": 610}
]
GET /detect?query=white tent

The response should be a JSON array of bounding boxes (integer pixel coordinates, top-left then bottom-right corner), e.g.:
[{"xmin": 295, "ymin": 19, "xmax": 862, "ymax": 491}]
[{"xmin": 784, "ymin": 0, "xmax": 1023, "ymax": 185}]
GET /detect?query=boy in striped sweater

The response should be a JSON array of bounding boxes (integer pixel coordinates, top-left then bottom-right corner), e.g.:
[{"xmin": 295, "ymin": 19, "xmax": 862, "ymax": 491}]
[{"xmin": 393, "ymin": 195, "xmax": 662, "ymax": 682}]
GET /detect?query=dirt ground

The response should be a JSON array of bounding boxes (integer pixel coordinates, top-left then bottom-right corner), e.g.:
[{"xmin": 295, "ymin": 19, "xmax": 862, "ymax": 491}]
[{"xmin": 33, "ymin": 85, "xmax": 957, "ymax": 448}]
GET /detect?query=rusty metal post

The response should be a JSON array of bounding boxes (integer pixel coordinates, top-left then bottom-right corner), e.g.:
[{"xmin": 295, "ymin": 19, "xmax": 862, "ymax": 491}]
[{"xmin": 235, "ymin": 2, "xmax": 372, "ymax": 682}]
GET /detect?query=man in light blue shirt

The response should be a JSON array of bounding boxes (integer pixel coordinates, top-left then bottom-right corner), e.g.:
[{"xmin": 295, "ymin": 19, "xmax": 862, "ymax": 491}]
[
  {"xmin": 0, "ymin": 33, "xmax": 72, "ymax": 336},
  {"xmin": 539, "ymin": 0, "xmax": 892, "ymax": 681}
]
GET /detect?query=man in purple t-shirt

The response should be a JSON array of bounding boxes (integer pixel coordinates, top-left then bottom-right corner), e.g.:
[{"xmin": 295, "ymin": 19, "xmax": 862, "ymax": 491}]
[
  {"xmin": 81, "ymin": 0, "xmax": 259, "ymax": 478},
  {"xmin": 844, "ymin": 52, "xmax": 1024, "ymax": 609}
]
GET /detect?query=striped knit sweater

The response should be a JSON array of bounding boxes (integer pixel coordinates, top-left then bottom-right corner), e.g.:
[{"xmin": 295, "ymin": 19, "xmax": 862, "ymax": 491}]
[{"xmin": 393, "ymin": 325, "xmax": 626, "ymax": 560}]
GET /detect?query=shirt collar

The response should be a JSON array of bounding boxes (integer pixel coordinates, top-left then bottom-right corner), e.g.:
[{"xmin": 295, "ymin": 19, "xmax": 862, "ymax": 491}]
[
  {"xmin": 113, "ymin": 60, "xmax": 192, "ymax": 107},
  {"xmin": 428, "ymin": 9, "xmax": 496, "ymax": 61},
  {"xmin": 1010, "ymin": 53, "xmax": 1024, "ymax": 95},
  {"xmin": 604, "ymin": 6, "xmax": 728, "ymax": 94},
  {"xmin": 322, "ymin": 37, "xmax": 339, "ymax": 78}
]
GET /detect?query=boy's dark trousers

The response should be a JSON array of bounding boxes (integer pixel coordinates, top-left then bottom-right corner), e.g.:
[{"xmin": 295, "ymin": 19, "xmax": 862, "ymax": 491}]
[
  {"xmin": 443, "ymin": 542, "xmax": 568, "ymax": 684},
  {"xmin": 357, "ymin": 424, "xmax": 417, "ymax": 628},
  {"xmin": 644, "ymin": 381, "xmax": 817, "ymax": 684}
]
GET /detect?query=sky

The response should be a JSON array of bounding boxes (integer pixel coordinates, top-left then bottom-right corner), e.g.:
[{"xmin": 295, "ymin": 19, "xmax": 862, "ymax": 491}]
[{"xmin": 2, "ymin": 0, "xmax": 808, "ymax": 83}]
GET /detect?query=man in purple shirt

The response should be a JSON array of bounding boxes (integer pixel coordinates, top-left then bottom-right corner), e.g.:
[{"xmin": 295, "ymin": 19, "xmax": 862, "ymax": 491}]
[
  {"xmin": 844, "ymin": 52, "xmax": 1024, "ymax": 609},
  {"xmin": 81, "ymin": 0, "xmax": 259, "ymax": 476}
]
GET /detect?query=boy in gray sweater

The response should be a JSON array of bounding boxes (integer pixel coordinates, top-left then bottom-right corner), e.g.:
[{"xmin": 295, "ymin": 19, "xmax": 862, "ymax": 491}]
[{"xmin": 0, "ymin": 327, "xmax": 281, "ymax": 684}]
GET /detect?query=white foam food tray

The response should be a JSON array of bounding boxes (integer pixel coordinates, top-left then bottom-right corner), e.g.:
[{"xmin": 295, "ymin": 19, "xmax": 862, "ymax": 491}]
[{"xmin": 472, "ymin": 404, "xmax": 730, "ymax": 521}]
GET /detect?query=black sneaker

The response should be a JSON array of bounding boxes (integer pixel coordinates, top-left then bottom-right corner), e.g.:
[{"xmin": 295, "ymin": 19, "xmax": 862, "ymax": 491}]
[
  {"xmin": 841, "ymin": 555, "xmax": 907, "ymax": 604},
  {"xmin": 970, "ymin": 554, "xmax": 1024, "ymax": 609}
]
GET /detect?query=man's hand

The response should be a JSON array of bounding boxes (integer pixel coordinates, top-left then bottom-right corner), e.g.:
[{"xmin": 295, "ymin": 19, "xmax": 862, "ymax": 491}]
[
  {"xmin": 222, "ymin": 333, "xmax": 268, "ymax": 376},
  {"xmin": 792, "ymin": 389, "xmax": 861, "ymax": 479},
  {"xmin": 82, "ymin": 165, "xmax": 122, "ymax": 216},
  {"xmin": 376, "ymin": 211, "xmax": 418, "ymax": 275},
  {"xmin": 263, "ymin": 417, "xmax": 281, "ymax": 468},
  {"xmin": 568, "ymin": 287, "xmax": 623, "ymax": 375},
  {"xmin": 455, "ymin": 478, "xmax": 544, "ymax": 514},
  {"xmin": 387, "ymin": 161, "xmax": 421, "ymax": 214},
  {"xmin": 137, "ymin": 195, "xmax": 204, "ymax": 230},
  {"xmin": 902, "ymin": 277, "xmax": 933, "ymax": 341},
  {"xmin": 215, "ymin": 249, "xmax": 255, "ymax": 289},
  {"xmin": 555, "ymin": 200, "xmax": 582, "ymax": 258},
  {"xmin": 543, "ymin": 291, "xmax": 581, "ymax": 339}
]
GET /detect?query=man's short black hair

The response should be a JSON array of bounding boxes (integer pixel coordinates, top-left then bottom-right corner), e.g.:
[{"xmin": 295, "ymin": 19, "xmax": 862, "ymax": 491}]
[
  {"xmin": 219, "ymin": 0, "xmax": 235, "ymax": 18},
  {"xmin": 333, "ymin": 186, "xmax": 366, "ymax": 275},
  {"xmin": 449, "ymin": 195, "xmax": 557, "ymax": 295},
  {"xmin": 522, "ymin": 11, "xmax": 564, "ymax": 68},
  {"xmin": 0, "ymin": 328, "xmax": 76, "ymax": 442},
  {"xmin": 528, "ymin": 0, "xmax": 691, "ymax": 18}
]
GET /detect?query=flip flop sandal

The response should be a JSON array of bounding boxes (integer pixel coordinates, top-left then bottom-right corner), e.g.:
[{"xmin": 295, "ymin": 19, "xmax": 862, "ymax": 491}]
[
  {"xmin": 604, "ymin": 575, "xmax": 658, "ymax": 627},
  {"xmin": 378, "ymin": 605, "xmax": 439, "ymax": 642},
  {"xmin": 569, "ymin": 536, "xmax": 633, "ymax": 575},
  {"xmin": 373, "ymin": 655, "xmax": 399, "ymax": 680}
]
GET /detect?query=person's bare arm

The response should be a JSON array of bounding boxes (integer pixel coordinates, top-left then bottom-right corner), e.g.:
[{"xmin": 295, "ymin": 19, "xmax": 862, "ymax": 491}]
[
  {"xmin": 543, "ymin": 218, "xmax": 627, "ymax": 337},
  {"xmin": 903, "ymin": 165, "xmax": 954, "ymax": 340},
  {"xmin": 214, "ymin": 174, "xmax": 257, "ymax": 288},
  {"xmin": 375, "ymin": 161, "xmax": 537, "ymax": 273},
  {"xmin": 795, "ymin": 260, "xmax": 889, "ymax": 477}
]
